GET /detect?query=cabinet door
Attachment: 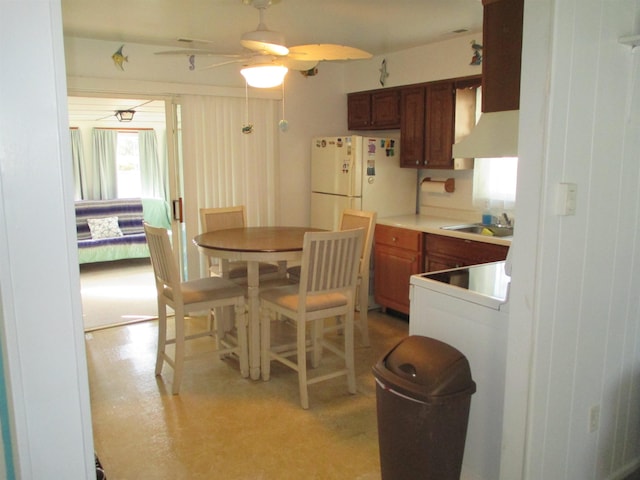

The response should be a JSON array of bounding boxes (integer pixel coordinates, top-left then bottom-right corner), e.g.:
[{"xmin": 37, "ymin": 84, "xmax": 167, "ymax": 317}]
[
  {"xmin": 425, "ymin": 82, "xmax": 455, "ymax": 168},
  {"xmin": 400, "ymin": 87, "xmax": 426, "ymax": 168},
  {"xmin": 371, "ymin": 90, "xmax": 400, "ymax": 128},
  {"xmin": 425, "ymin": 234, "xmax": 509, "ymax": 272},
  {"xmin": 482, "ymin": 0, "xmax": 524, "ymax": 112},
  {"xmin": 347, "ymin": 92, "xmax": 371, "ymax": 129},
  {"xmin": 374, "ymin": 225, "xmax": 424, "ymax": 314},
  {"xmin": 374, "ymin": 243, "xmax": 421, "ymax": 314},
  {"xmin": 427, "ymin": 256, "xmax": 461, "ymax": 272}
]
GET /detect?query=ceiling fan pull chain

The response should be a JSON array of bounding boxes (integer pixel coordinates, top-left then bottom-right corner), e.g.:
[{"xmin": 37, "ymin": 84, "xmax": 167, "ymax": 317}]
[
  {"xmin": 242, "ymin": 81, "xmax": 253, "ymax": 134},
  {"xmin": 279, "ymin": 80, "xmax": 289, "ymax": 132}
]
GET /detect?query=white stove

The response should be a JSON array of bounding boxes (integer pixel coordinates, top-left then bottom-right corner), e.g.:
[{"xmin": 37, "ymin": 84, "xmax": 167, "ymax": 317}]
[{"xmin": 409, "ymin": 261, "xmax": 510, "ymax": 480}]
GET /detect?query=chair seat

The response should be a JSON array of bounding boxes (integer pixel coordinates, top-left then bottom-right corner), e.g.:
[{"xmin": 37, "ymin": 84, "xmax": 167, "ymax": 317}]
[
  {"xmin": 261, "ymin": 285, "xmax": 349, "ymax": 312},
  {"xmin": 163, "ymin": 277, "xmax": 246, "ymax": 304}
]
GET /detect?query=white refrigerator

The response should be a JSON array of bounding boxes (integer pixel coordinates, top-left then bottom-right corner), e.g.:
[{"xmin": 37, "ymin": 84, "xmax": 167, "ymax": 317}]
[{"xmin": 310, "ymin": 135, "xmax": 417, "ymax": 230}]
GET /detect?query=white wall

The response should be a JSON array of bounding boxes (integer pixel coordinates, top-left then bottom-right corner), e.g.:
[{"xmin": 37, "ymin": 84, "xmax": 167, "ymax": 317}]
[
  {"xmin": 505, "ymin": 1, "xmax": 640, "ymax": 479},
  {"xmin": 0, "ymin": 1, "xmax": 94, "ymax": 477},
  {"xmin": 344, "ymin": 33, "xmax": 481, "ymax": 92}
]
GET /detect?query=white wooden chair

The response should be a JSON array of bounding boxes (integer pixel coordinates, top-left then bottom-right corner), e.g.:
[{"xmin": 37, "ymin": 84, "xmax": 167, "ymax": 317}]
[
  {"xmin": 144, "ymin": 223, "xmax": 248, "ymax": 394},
  {"xmin": 287, "ymin": 209, "xmax": 377, "ymax": 346},
  {"xmin": 260, "ymin": 228, "xmax": 364, "ymax": 409},
  {"xmin": 199, "ymin": 206, "xmax": 281, "ymax": 280}
]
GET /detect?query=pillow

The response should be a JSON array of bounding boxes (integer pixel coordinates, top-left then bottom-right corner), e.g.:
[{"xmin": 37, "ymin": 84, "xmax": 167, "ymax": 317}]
[{"xmin": 87, "ymin": 216, "xmax": 124, "ymax": 240}]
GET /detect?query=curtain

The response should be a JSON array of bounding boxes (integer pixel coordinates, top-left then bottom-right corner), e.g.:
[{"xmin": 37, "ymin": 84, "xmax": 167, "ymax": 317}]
[
  {"xmin": 92, "ymin": 129, "xmax": 118, "ymax": 199},
  {"xmin": 180, "ymin": 94, "xmax": 280, "ymax": 278},
  {"xmin": 70, "ymin": 129, "xmax": 85, "ymax": 200},
  {"xmin": 472, "ymin": 157, "xmax": 518, "ymax": 211},
  {"xmin": 139, "ymin": 129, "xmax": 167, "ymax": 200}
]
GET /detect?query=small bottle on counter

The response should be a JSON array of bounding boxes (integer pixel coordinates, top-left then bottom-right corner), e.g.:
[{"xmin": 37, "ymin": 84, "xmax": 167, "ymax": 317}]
[{"xmin": 482, "ymin": 202, "xmax": 493, "ymax": 225}]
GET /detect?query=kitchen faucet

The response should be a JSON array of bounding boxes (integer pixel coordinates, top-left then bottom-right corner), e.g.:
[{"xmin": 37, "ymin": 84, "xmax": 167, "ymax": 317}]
[{"xmin": 501, "ymin": 213, "xmax": 513, "ymax": 227}]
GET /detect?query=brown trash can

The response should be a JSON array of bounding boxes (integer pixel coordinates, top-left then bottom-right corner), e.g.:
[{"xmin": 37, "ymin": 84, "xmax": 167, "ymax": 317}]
[{"xmin": 372, "ymin": 335, "xmax": 476, "ymax": 480}]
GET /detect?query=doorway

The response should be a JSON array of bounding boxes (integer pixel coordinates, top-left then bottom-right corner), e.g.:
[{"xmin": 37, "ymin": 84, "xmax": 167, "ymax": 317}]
[{"xmin": 68, "ymin": 95, "xmax": 186, "ymax": 329}]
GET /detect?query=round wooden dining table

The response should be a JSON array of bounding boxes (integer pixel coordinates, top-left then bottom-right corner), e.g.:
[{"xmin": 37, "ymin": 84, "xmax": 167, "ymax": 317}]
[{"xmin": 193, "ymin": 226, "xmax": 322, "ymax": 380}]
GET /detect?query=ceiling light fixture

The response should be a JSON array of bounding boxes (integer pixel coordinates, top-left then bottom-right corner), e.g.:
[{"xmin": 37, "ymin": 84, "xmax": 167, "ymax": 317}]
[
  {"xmin": 240, "ymin": 64, "xmax": 288, "ymax": 88},
  {"xmin": 115, "ymin": 110, "xmax": 135, "ymax": 122}
]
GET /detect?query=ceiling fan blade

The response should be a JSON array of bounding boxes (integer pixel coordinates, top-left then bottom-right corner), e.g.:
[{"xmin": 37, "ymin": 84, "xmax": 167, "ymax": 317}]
[
  {"xmin": 282, "ymin": 58, "xmax": 319, "ymax": 71},
  {"xmin": 240, "ymin": 38, "xmax": 289, "ymax": 56},
  {"xmin": 287, "ymin": 44, "xmax": 372, "ymax": 62},
  {"xmin": 197, "ymin": 58, "xmax": 246, "ymax": 71},
  {"xmin": 155, "ymin": 49, "xmax": 241, "ymax": 57}
]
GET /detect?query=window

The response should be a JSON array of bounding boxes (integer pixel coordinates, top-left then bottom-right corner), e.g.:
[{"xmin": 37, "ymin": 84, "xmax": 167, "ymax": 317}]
[
  {"xmin": 116, "ymin": 132, "xmax": 142, "ymax": 198},
  {"xmin": 472, "ymin": 157, "xmax": 518, "ymax": 211}
]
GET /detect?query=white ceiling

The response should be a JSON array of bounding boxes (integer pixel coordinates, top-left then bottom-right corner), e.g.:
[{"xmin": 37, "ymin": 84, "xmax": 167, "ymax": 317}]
[
  {"xmin": 63, "ymin": 0, "xmax": 484, "ymax": 125},
  {"xmin": 67, "ymin": 97, "xmax": 166, "ymax": 127},
  {"xmin": 61, "ymin": 0, "xmax": 484, "ymax": 57}
]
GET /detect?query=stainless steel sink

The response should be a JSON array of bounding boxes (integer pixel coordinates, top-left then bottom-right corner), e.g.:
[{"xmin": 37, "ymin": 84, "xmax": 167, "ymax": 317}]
[{"xmin": 440, "ymin": 223, "xmax": 514, "ymax": 237}]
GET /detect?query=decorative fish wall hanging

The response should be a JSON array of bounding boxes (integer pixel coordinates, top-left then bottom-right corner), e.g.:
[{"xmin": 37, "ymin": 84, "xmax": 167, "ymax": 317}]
[
  {"xmin": 379, "ymin": 59, "xmax": 389, "ymax": 86},
  {"xmin": 470, "ymin": 40, "xmax": 483, "ymax": 66},
  {"xmin": 112, "ymin": 45, "xmax": 128, "ymax": 71}
]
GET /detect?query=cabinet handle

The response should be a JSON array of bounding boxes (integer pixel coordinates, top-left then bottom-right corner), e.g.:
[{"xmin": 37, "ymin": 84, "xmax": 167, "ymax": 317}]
[{"xmin": 392, "ymin": 237, "xmax": 397, "ymax": 242}]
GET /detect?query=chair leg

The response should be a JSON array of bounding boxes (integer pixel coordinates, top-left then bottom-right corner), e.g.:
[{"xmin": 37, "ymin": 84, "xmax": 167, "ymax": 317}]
[
  {"xmin": 298, "ymin": 317, "xmax": 310, "ymax": 409},
  {"xmin": 260, "ymin": 306, "xmax": 272, "ymax": 381},
  {"xmin": 155, "ymin": 300, "xmax": 167, "ymax": 376},
  {"xmin": 212, "ymin": 307, "xmax": 229, "ymax": 360},
  {"xmin": 344, "ymin": 311, "xmax": 357, "ymax": 395},
  {"xmin": 171, "ymin": 306, "xmax": 186, "ymax": 395},
  {"xmin": 358, "ymin": 280, "xmax": 370, "ymax": 347},
  {"xmin": 207, "ymin": 308, "xmax": 216, "ymax": 337},
  {"xmin": 311, "ymin": 319, "xmax": 323, "ymax": 368},
  {"xmin": 235, "ymin": 301, "xmax": 249, "ymax": 378}
]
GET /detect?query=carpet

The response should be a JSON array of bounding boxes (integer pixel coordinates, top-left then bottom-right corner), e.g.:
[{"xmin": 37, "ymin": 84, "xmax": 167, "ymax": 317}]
[{"xmin": 80, "ymin": 258, "xmax": 158, "ymax": 331}]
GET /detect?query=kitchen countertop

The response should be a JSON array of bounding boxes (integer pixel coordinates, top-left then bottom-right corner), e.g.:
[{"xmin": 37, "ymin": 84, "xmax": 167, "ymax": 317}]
[
  {"xmin": 377, "ymin": 214, "xmax": 512, "ymax": 246},
  {"xmin": 410, "ymin": 260, "xmax": 511, "ymax": 309}
]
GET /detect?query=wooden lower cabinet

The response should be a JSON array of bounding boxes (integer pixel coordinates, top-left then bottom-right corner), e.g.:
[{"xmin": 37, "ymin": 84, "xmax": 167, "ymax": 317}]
[
  {"xmin": 374, "ymin": 225, "xmax": 423, "ymax": 315},
  {"xmin": 374, "ymin": 226, "xmax": 510, "ymax": 314},
  {"xmin": 425, "ymin": 233, "xmax": 509, "ymax": 272}
]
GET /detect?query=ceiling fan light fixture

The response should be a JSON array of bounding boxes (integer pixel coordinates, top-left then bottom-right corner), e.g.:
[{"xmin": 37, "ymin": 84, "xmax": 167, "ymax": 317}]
[
  {"xmin": 241, "ymin": 64, "xmax": 288, "ymax": 88},
  {"xmin": 115, "ymin": 110, "xmax": 135, "ymax": 122}
]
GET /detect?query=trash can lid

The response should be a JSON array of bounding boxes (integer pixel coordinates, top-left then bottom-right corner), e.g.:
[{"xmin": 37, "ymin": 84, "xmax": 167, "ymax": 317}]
[{"xmin": 373, "ymin": 335, "xmax": 476, "ymax": 401}]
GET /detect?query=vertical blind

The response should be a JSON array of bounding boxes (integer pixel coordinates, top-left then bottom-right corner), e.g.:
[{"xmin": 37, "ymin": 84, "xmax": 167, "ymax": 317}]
[{"xmin": 180, "ymin": 94, "xmax": 280, "ymax": 278}]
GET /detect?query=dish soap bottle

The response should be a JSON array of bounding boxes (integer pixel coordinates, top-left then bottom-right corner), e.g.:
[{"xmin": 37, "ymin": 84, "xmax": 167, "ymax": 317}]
[{"xmin": 481, "ymin": 202, "xmax": 493, "ymax": 225}]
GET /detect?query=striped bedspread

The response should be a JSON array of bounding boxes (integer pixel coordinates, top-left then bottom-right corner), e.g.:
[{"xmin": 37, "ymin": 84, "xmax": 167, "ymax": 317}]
[{"xmin": 75, "ymin": 198, "xmax": 145, "ymax": 243}]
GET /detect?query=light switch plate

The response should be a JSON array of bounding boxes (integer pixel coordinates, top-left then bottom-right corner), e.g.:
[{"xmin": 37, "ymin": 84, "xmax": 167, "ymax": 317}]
[{"xmin": 556, "ymin": 182, "xmax": 577, "ymax": 215}]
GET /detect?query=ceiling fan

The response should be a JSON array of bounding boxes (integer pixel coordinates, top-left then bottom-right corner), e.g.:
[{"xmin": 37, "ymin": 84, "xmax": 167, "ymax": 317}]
[{"xmin": 155, "ymin": 0, "xmax": 372, "ymax": 84}]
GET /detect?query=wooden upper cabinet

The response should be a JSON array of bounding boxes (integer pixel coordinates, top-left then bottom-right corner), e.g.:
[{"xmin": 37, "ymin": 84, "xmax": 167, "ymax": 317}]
[
  {"xmin": 425, "ymin": 82, "xmax": 455, "ymax": 168},
  {"xmin": 348, "ymin": 89, "xmax": 400, "ymax": 130},
  {"xmin": 400, "ymin": 78, "xmax": 479, "ymax": 169},
  {"xmin": 399, "ymin": 87, "xmax": 425, "ymax": 167},
  {"xmin": 482, "ymin": 0, "xmax": 524, "ymax": 112},
  {"xmin": 347, "ymin": 92, "xmax": 371, "ymax": 129},
  {"xmin": 371, "ymin": 90, "xmax": 401, "ymax": 128}
]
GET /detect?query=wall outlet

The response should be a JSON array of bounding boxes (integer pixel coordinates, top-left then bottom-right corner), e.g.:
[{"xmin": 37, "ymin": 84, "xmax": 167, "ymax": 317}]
[{"xmin": 589, "ymin": 404, "xmax": 600, "ymax": 433}]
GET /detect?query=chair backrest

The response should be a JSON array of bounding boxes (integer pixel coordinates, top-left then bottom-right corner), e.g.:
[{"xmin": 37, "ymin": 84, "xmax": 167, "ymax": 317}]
[
  {"xmin": 298, "ymin": 228, "xmax": 364, "ymax": 304},
  {"xmin": 339, "ymin": 209, "xmax": 377, "ymax": 275},
  {"xmin": 144, "ymin": 223, "xmax": 182, "ymax": 299},
  {"xmin": 199, "ymin": 206, "xmax": 246, "ymax": 234}
]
